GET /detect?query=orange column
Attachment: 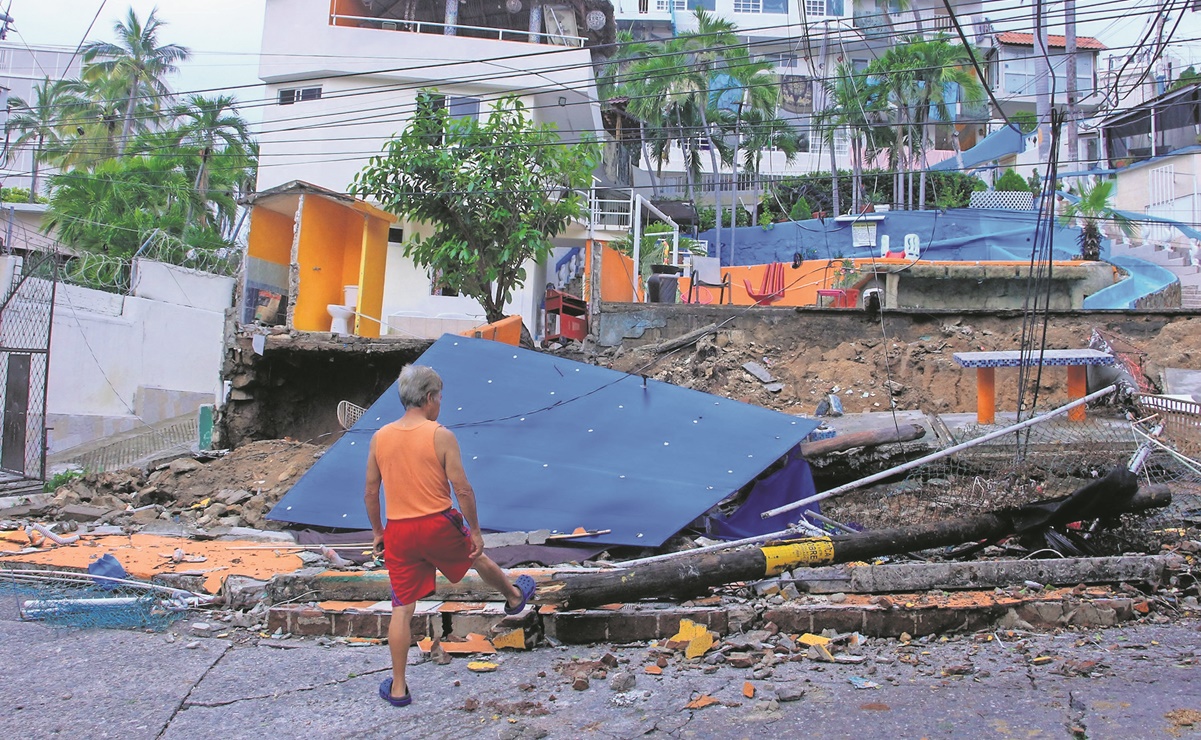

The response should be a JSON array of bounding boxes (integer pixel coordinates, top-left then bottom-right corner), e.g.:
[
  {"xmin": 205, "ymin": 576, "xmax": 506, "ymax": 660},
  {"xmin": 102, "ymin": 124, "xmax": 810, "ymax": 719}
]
[
  {"xmin": 977, "ymin": 367, "xmax": 996, "ymax": 425},
  {"xmin": 1067, "ymin": 365, "xmax": 1088, "ymax": 422}
]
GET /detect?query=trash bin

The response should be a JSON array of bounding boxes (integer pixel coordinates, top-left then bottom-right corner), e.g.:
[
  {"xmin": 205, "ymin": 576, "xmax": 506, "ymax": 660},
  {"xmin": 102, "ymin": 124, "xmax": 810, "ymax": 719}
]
[{"xmin": 648, "ymin": 273, "xmax": 679, "ymax": 303}]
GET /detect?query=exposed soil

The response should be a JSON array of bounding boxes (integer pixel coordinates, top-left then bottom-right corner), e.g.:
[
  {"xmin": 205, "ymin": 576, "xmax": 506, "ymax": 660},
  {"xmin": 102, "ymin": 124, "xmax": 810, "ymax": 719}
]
[{"xmin": 581, "ymin": 314, "xmax": 1201, "ymax": 417}]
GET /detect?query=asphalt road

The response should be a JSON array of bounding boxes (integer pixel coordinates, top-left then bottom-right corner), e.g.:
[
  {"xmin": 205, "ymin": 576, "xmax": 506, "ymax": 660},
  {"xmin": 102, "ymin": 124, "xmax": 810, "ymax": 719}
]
[{"xmin": 2, "ymin": 606, "xmax": 1200, "ymax": 739}]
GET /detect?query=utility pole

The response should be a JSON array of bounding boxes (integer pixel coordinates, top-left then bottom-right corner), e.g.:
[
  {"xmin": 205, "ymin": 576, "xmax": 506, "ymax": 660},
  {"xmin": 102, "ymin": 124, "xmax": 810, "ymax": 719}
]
[
  {"xmin": 1065, "ymin": 0, "xmax": 1078, "ymax": 176},
  {"xmin": 1034, "ymin": 0, "xmax": 1052, "ymax": 162}
]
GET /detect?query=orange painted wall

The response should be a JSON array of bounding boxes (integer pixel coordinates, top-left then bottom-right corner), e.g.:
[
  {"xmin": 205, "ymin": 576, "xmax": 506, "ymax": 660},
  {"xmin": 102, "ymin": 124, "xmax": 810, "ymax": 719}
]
[
  {"xmin": 295, "ymin": 195, "xmax": 356, "ymax": 332},
  {"xmin": 599, "ymin": 244, "xmax": 637, "ymax": 302},
  {"xmin": 356, "ymin": 214, "xmax": 390, "ymax": 338},
  {"xmin": 247, "ymin": 207, "xmax": 295, "ymax": 266},
  {"xmin": 330, "ymin": 0, "xmax": 371, "ymax": 26}
]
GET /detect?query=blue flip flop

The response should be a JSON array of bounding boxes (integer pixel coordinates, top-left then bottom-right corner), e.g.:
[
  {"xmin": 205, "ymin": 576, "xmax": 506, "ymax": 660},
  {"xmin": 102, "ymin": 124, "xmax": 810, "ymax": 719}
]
[
  {"xmin": 379, "ymin": 678, "xmax": 412, "ymax": 707},
  {"xmin": 504, "ymin": 574, "xmax": 536, "ymax": 615}
]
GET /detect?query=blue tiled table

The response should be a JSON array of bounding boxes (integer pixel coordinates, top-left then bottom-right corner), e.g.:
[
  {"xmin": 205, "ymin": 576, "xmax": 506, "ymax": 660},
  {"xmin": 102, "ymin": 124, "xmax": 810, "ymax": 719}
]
[{"xmin": 952, "ymin": 349, "xmax": 1114, "ymax": 424}]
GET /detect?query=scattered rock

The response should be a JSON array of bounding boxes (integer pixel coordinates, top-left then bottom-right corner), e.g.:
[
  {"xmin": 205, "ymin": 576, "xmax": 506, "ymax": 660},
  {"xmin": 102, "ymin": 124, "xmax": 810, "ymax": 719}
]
[
  {"xmin": 572, "ymin": 677, "xmax": 590, "ymax": 691},
  {"xmin": 609, "ymin": 672, "xmax": 636, "ymax": 692}
]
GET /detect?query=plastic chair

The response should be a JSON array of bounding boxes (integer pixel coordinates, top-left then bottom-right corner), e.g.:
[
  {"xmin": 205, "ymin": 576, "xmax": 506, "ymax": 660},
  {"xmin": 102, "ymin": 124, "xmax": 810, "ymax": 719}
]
[
  {"xmin": 745, "ymin": 262, "xmax": 786, "ymax": 305},
  {"xmin": 688, "ymin": 256, "xmax": 731, "ymax": 304},
  {"xmin": 337, "ymin": 400, "xmax": 365, "ymax": 430}
]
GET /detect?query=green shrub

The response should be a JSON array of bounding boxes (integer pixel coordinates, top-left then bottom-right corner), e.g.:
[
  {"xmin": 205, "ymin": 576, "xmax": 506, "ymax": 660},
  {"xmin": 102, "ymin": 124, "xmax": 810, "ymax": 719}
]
[
  {"xmin": 43, "ymin": 468, "xmax": 86, "ymax": 493},
  {"xmin": 789, "ymin": 197, "xmax": 812, "ymax": 221},
  {"xmin": 995, "ymin": 168, "xmax": 1031, "ymax": 192}
]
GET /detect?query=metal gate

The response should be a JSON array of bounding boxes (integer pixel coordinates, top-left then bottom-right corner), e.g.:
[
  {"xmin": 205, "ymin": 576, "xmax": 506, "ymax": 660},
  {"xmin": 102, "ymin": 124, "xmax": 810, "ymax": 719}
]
[{"xmin": 0, "ymin": 251, "xmax": 55, "ymax": 480}]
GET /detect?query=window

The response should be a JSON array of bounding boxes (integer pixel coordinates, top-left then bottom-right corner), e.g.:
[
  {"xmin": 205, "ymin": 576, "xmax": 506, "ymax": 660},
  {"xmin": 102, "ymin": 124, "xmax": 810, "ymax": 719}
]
[
  {"xmin": 387, "ymin": 227, "xmax": 404, "ymax": 244},
  {"xmin": 804, "ymin": 0, "xmax": 843, "ymax": 16},
  {"xmin": 430, "ymin": 268, "xmax": 459, "ymax": 297},
  {"xmin": 1003, "ymin": 50, "xmax": 1094, "ymax": 97},
  {"xmin": 447, "ymin": 96, "xmax": 480, "ymax": 122},
  {"xmin": 278, "ymin": 86, "xmax": 322, "ymax": 105},
  {"xmin": 655, "ymin": 0, "xmax": 686, "ymax": 9},
  {"xmin": 734, "ymin": 0, "xmax": 763, "ymax": 12}
]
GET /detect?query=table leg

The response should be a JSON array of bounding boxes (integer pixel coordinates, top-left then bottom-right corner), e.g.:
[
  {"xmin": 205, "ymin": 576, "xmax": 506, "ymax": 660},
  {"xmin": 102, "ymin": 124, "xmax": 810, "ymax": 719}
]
[
  {"xmin": 1067, "ymin": 365, "xmax": 1087, "ymax": 422},
  {"xmin": 977, "ymin": 367, "xmax": 995, "ymax": 425}
]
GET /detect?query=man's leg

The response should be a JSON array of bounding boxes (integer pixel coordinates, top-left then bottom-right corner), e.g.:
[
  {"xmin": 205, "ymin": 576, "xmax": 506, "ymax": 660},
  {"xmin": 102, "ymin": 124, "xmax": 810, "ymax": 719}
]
[
  {"xmin": 388, "ymin": 601, "xmax": 418, "ymax": 697},
  {"xmin": 472, "ymin": 554, "xmax": 524, "ymax": 609}
]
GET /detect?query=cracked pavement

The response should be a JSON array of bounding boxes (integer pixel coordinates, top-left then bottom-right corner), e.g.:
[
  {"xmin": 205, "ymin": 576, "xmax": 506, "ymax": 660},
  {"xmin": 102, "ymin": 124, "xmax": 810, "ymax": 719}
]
[{"xmin": 2, "ymin": 609, "xmax": 1200, "ymax": 739}]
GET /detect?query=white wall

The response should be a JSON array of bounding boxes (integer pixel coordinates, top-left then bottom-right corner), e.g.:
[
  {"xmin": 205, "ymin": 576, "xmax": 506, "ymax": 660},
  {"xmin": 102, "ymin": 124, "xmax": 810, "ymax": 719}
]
[
  {"xmin": 131, "ymin": 258, "xmax": 236, "ymax": 311},
  {"xmin": 0, "ymin": 259, "xmax": 236, "ymax": 453}
]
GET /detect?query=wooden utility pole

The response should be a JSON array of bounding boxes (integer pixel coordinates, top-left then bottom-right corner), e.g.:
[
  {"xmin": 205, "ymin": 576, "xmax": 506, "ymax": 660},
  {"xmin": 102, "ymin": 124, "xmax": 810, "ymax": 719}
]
[
  {"xmin": 1065, "ymin": 0, "xmax": 1079, "ymax": 173},
  {"xmin": 539, "ymin": 479, "xmax": 1170, "ymax": 610}
]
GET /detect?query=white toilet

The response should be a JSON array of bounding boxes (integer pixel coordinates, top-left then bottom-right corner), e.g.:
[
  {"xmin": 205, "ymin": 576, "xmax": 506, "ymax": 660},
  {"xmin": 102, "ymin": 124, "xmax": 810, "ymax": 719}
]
[{"xmin": 327, "ymin": 285, "xmax": 359, "ymax": 335}]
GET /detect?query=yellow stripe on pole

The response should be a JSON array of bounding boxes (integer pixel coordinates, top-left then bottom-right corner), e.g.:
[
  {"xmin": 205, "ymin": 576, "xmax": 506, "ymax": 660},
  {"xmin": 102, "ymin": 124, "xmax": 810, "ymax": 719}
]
[{"xmin": 761, "ymin": 539, "xmax": 835, "ymax": 575}]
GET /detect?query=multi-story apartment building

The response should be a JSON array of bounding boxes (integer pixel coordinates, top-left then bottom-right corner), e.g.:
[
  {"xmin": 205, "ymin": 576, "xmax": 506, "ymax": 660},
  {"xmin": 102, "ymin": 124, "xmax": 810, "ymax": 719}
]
[
  {"xmin": 0, "ymin": 43, "xmax": 82, "ymax": 195},
  {"xmin": 609, "ymin": 0, "xmax": 994, "ymax": 201}
]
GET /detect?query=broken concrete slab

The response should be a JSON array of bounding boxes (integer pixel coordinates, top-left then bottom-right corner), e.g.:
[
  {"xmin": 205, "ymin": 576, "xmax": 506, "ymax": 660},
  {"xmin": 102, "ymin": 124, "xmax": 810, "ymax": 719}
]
[
  {"xmin": 742, "ymin": 362, "xmax": 775, "ymax": 384},
  {"xmin": 793, "ymin": 555, "xmax": 1177, "ymax": 594}
]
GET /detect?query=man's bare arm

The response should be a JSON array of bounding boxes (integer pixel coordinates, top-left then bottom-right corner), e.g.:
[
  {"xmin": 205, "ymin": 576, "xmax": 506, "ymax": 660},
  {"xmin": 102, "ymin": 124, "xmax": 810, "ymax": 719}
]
[
  {"xmin": 365, "ymin": 435, "xmax": 385, "ymax": 555},
  {"xmin": 437, "ymin": 427, "xmax": 484, "ymax": 559}
]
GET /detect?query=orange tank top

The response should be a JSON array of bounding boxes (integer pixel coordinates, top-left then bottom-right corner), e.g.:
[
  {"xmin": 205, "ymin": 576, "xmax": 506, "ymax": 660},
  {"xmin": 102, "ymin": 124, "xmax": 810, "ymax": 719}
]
[{"xmin": 374, "ymin": 419, "xmax": 453, "ymax": 520}]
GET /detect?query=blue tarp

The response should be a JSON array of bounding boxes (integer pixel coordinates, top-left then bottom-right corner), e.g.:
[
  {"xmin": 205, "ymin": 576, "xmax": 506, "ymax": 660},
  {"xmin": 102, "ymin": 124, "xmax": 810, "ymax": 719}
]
[
  {"xmin": 699, "ymin": 208, "xmax": 1084, "ymax": 267},
  {"xmin": 268, "ymin": 335, "xmax": 820, "ymax": 547},
  {"xmin": 712, "ymin": 447, "xmax": 817, "ymax": 540},
  {"xmin": 930, "ymin": 124, "xmax": 1027, "ymax": 172}
]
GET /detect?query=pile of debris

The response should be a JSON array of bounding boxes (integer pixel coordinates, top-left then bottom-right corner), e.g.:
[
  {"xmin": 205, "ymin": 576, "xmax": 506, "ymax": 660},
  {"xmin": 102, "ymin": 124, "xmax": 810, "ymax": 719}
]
[{"xmin": 4, "ymin": 440, "xmax": 322, "ymax": 533}]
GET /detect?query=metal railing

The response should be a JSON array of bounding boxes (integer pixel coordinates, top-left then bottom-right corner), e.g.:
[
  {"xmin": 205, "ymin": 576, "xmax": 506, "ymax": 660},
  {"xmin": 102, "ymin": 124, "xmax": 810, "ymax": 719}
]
[
  {"xmin": 329, "ymin": 14, "xmax": 587, "ymax": 47},
  {"xmin": 590, "ymin": 197, "xmax": 633, "ymax": 230}
]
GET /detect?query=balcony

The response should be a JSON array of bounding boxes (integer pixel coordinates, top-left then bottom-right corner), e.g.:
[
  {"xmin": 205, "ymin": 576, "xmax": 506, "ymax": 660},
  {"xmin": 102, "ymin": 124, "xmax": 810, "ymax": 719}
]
[{"xmin": 329, "ymin": 0, "xmax": 587, "ymax": 48}]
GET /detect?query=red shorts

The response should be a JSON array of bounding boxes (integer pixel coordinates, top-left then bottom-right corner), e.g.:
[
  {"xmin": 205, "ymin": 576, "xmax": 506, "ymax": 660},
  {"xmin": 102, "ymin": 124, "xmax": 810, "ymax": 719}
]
[{"xmin": 384, "ymin": 509, "xmax": 475, "ymax": 606}]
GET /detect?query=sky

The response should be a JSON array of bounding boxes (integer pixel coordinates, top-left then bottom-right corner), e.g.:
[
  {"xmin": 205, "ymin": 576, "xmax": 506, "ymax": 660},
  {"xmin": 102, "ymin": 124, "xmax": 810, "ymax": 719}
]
[
  {"xmin": 7, "ymin": 0, "xmax": 1201, "ymax": 106},
  {"xmin": 8, "ymin": 0, "xmax": 267, "ymax": 98}
]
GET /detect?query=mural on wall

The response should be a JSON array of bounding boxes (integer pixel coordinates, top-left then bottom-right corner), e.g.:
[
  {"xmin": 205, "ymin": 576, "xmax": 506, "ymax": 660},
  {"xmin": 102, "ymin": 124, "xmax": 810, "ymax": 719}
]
[
  {"xmin": 777, "ymin": 75, "xmax": 813, "ymax": 152},
  {"xmin": 778, "ymin": 75, "xmax": 813, "ymax": 115}
]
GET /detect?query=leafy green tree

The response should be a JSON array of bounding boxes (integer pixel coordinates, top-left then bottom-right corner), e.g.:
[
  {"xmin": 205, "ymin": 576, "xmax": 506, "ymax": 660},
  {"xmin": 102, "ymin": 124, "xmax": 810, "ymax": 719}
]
[
  {"xmin": 1170, "ymin": 66, "xmax": 1201, "ymax": 92},
  {"xmin": 350, "ymin": 95, "xmax": 599, "ymax": 325},
  {"xmin": 44, "ymin": 153, "xmax": 199, "ymax": 257},
  {"xmin": 5, "ymin": 79, "xmax": 84, "ymax": 201},
  {"xmin": 1060, "ymin": 179, "xmax": 1136, "ymax": 260},
  {"xmin": 81, "ymin": 7, "xmax": 190, "ymax": 156}
]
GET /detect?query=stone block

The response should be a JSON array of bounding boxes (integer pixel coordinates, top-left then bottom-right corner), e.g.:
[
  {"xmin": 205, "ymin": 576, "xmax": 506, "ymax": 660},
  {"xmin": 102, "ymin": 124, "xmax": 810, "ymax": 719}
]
[
  {"xmin": 267, "ymin": 605, "xmax": 332, "ymax": 637},
  {"xmin": 544, "ymin": 612, "xmax": 612, "ymax": 644},
  {"xmin": 58, "ymin": 504, "xmax": 115, "ymax": 522}
]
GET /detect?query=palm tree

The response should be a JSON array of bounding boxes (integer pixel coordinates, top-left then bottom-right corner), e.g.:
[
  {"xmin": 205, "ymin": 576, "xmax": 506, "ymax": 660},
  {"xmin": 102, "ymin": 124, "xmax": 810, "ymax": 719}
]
[
  {"xmin": 81, "ymin": 7, "xmax": 190, "ymax": 156},
  {"xmin": 597, "ymin": 31, "xmax": 663, "ymax": 197},
  {"xmin": 168, "ymin": 94, "xmax": 252, "ymax": 228},
  {"xmin": 55, "ymin": 72, "xmax": 147, "ymax": 170},
  {"xmin": 866, "ymin": 43, "xmax": 922, "ymax": 209},
  {"xmin": 908, "ymin": 36, "xmax": 987, "ymax": 208},
  {"xmin": 1060, "ymin": 179, "xmax": 1136, "ymax": 260},
  {"xmin": 817, "ymin": 62, "xmax": 886, "ymax": 213},
  {"xmin": 5, "ymin": 79, "xmax": 83, "ymax": 201}
]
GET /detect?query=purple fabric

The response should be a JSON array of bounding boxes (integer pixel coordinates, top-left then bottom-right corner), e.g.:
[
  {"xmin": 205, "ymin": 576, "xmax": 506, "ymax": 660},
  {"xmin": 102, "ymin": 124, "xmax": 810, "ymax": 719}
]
[{"xmin": 714, "ymin": 446, "xmax": 818, "ymax": 539}]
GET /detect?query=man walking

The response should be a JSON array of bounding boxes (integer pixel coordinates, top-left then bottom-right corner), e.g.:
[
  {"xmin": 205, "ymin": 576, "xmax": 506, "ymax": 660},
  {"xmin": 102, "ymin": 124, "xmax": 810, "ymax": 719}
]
[{"xmin": 365, "ymin": 364, "xmax": 535, "ymax": 707}]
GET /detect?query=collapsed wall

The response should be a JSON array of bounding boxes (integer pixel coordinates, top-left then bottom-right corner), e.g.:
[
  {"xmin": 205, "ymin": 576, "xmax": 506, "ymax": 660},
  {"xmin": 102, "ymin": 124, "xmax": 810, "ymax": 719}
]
[{"xmin": 218, "ymin": 330, "xmax": 429, "ymax": 449}]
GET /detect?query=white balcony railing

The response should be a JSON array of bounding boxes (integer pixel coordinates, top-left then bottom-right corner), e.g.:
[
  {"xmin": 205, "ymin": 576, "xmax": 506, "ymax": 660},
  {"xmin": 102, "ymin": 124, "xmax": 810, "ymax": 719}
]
[
  {"xmin": 329, "ymin": 14, "xmax": 587, "ymax": 47},
  {"xmin": 590, "ymin": 197, "xmax": 634, "ymax": 231}
]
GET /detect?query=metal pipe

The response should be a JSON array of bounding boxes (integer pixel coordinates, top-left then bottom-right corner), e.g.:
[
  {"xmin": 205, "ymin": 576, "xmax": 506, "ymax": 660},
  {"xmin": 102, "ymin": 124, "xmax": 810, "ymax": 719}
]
[{"xmin": 761, "ymin": 385, "xmax": 1119, "ymax": 519}]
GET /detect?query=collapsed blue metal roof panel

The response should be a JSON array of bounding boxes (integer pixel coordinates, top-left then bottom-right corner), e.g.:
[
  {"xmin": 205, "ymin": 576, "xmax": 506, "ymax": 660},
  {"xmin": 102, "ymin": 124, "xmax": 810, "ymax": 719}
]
[{"xmin": 268, "ymin": 335, "xmax": 819, "ymax": 546}]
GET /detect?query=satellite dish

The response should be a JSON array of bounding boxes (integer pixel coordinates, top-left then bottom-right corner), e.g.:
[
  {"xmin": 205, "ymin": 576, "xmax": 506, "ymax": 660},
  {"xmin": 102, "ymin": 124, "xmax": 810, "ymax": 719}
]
[{"xmin": 585, "ymin": 9, "xmax": 606, "ymax": 31}]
